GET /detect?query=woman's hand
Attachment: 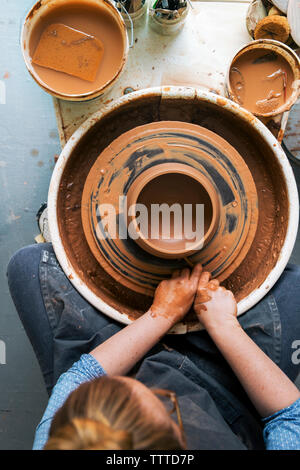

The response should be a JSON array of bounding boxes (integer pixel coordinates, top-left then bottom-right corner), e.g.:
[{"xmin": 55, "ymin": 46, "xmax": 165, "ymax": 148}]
[
  {"xmin": 90, "ymin": 263, "xmax": 202, "ymax": 375},
  {"xmin": 150, "ymin": 263, "xmax": 203, "ymax": 325},
  {"xmin": 192, "ymin": 272, "xmax": 300, "ymax": 419},
  {"xmin": 194, "ymin": 272, "xmax": 239, "ymax": 332}
]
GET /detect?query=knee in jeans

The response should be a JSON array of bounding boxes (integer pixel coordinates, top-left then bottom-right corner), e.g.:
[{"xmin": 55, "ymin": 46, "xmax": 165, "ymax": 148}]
[
  {"xmin": 7, "ymin": 244, "xmax": 49, "ymax": 281},
  {"xmin": 286, "ymin": 263, "xmax": 300, "ymax": 281},
  {"xmin": 7, "ymin": 246, "xmax": 33, "ymax": 280}
]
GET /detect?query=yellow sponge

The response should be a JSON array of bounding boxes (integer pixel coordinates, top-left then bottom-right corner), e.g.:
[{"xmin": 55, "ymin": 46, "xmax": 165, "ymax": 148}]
[
  {"xmin": 254, "ymin": 15, "xmax": 290, "ymax": 43},
  {"xmin": 33, "ymin": 23, "xmax": 104, "ymax": 82}
]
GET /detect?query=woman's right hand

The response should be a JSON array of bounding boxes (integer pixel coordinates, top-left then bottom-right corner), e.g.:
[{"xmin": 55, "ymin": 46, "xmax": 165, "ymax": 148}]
[
  {"xmin": 194, "ymin": 272, "xmax": 239, "ymax": 332},
  {"xmin": 150, "ymin": 263, "xmax": 203, "ymax": 326}
]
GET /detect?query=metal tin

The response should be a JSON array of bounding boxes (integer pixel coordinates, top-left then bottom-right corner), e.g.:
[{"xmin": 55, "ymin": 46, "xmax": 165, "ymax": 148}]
[
  {"xmin": 149, "ymin": 2, "xmax": 189, "ymax": 36},
  {"xmin": 21, "ymin": 0, "xmax": 129, "ymax": 102},
  {"xmin": 116, "ymin": 0, "xmax": 148, "ymax": 28}
]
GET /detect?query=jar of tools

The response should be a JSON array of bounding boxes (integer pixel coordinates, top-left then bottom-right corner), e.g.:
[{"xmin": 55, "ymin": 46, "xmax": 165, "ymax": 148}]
[
  {"xmin": 149, "ymin": 0, "xmax": 190, "ymax": 35},
  {"xmin": 116, "ymin": 0, "xmax": 148, "ymax": 28}
]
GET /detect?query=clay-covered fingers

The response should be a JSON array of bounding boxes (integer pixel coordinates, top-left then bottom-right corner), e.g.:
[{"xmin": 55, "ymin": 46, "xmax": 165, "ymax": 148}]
[
  {"xmin": 193, "ymin": 280, "xmax": 238, "ymax": 329},
  {"xmin": 189, "ymin": 263, "xmax": 202, "ymax": 289},
  {"xmin": 197, "ymin": 271, "xmax": 211, "ymax": 289},
  {"xmin": 172, "ymin": 268, "xmax": 191, "ymax": 279},
  {"xmin": 195, "ymin": 288, "xmax": 212, "ymax": 304},
  {"xmin": 207, "ymin": 279, "xmax": 220, "ymax": 291},
  {"xmin": 171, "ymin": 269, "xmax": 181, "ymax": 279},
  {"xmin": 180, "ymin": 268, "xmax": 191, "ymax": 279}
]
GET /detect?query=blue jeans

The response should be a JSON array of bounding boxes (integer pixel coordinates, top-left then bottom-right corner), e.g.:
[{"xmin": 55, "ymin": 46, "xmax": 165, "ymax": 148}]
[
  {"xmin": 6, "ymin": 243, "xmax": 300, "ymax": 449},
  {"xmin": 7, "ymin": 243, "xmax": 300, "ymax": 391}
]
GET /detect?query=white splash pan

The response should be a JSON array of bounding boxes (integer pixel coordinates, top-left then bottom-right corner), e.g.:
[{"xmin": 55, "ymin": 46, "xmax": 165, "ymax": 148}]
[{"xmin": 48, "ymin": 86, "xmax": 299, "ymax": 334}]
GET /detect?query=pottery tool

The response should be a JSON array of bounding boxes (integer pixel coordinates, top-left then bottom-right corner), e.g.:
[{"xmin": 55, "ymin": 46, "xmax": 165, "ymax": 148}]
[
  {"xmin": 32, "ymin": 23, "xmax": 104, "ymax": 82},
  {"xmin": 288, "ymin": 0, "xmax": 300, "ymax": 47},
  {"xmin": 117, "ymin": 0, "xmax": 144, "ymax": 13}
]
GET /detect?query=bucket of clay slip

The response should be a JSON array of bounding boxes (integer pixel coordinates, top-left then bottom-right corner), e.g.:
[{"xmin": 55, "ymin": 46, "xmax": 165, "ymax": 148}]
[
  {"xmin": 149, "ymin": 3, "xmax": 190, "ymax": 36},
  {"xmin": 226, "ymin": 39, "xmax": 300, "ymax": 118},
  {"xmin": 21, "ymin": 0, "xmax": 129, "ymax": 101}
]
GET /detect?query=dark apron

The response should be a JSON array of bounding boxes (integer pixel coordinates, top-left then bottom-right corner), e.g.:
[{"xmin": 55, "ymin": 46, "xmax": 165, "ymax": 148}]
[{"xmin": 40, "ymin": 248, "xmax": 281, "ymax": 450}]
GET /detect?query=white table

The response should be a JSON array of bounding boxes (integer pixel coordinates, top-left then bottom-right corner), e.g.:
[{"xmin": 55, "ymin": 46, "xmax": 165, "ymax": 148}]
[
  {"xmin": 52, "ymin": 0, "xmax": 300, "ymax": 159},
  {"xmin": 53, "ymin": 1, "xmax": 252, "ymax": 145}
]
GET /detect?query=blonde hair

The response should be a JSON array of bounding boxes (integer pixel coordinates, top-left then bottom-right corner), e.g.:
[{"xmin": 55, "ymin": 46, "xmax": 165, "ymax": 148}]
[{"xmin": 44, "ymin": 376, "xmax": 184, "ymax": 450}]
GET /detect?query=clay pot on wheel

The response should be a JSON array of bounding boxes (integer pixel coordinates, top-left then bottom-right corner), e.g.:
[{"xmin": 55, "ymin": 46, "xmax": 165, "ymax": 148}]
[
  {"xmin": 48, "ymin": 87, "xmax": 299, "ymax": 334},
  {"xmin": 126, "ymin": 163, "xmax": 220, "ymax": 259}
]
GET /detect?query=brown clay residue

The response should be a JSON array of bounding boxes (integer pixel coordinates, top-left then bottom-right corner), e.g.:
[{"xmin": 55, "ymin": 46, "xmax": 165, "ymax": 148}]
[
  {"xmin": 57, "ymin": 95, "xmax": 289, "ymax": 321},
  {"xmin": 49, "ymin": 130, "xmax": 57, "ymax": 139},
  {"xmin": 277, "ymin": 128, "xmax": 284, "ymax": 143},
  {"xmin": 81, "ymin": 121, "xmax": 258, "ymax": 296},
  {"xmin": 27, "ymin": 0, "xmax": 42, "ymax": 20},
  {"xmin": 216, "ymin": 97, "xmax": 227, "ymax": 107},
  {"xmin": 31, "ymin": 149, "xmax": 39, "ymax": 157},
  {"xmin": 229, "ymin": 49, "xmax": 294, "ymax": 116}
]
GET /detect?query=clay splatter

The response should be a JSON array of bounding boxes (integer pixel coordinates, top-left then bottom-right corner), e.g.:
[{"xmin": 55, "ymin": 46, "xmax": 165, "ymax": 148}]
[{"xmin": 31, "ymin": 149, "xmax": 39, "ymax": 157}]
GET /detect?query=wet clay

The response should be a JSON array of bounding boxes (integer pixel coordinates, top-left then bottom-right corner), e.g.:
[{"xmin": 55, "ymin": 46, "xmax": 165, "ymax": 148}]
[
  {"xmin": 29, "ymin": 0, "xmax": 125, "ymax": 95},
  {"xmin": 81, "ymin": 122, "xmax": 258, "ymax": 295},
  {"xmin": 32, "ymin": 24, "xmax": 104, "ymax": 82},
  {"xmin": 230, "ymin": 49, "xmax": 294, "ymax": 115},
  {"xmin": 57, "ymin": 95, "xmax": 289, "ymax": 321},
  {"xmin": 136, "ymin": 173, "xmax": 213, "ymax": 253}
]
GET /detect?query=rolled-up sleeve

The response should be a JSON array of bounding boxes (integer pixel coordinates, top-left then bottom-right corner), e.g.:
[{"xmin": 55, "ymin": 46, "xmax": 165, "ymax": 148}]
[
  {"xmin": 263, "ymin": 398, "xmax": 300, "ymax": 450},
  {"xmin": 33, "ymin": 354, "xmax": 106, "ymax": 450}
]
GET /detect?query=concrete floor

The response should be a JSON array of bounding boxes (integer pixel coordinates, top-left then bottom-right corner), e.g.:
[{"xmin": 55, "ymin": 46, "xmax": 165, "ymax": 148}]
[
  {"xmin": 0, "ymin": 0, "xmax": 60, "ymax": 450},
  {"xmin": 0, "ymin": 0, "xmax": 299, "ymax": 451}
]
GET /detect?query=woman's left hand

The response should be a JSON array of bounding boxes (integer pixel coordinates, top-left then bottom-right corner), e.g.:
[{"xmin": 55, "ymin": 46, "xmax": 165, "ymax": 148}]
[{"xmin": 150, "ymin": 263, "xmax": 203, "ymax": 325}]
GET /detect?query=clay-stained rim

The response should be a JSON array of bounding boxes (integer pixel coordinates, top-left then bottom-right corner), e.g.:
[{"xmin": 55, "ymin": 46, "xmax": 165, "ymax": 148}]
[
  {"xmin": 126, "ymin": 162, "xmax": 220, "ymax": 258},
  {"xmin": 20, "ymin": 0, "xmax": 129, "ymax": 102},
  {"xmin": 226, "ymin": 39, "xmax": 300, "ymax": 118},
  {"xmin": 48, "ymin": 86, "xmax": 299, "ymax": 334}
]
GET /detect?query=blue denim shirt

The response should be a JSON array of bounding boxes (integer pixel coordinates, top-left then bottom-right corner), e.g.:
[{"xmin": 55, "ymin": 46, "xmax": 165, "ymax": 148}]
[
  {"xmin": 33, "ymin": 354, "xmax": 300, "ymax": 450},
  {"xmin": 30, "ymin": 249, "xmax": 300, "ymax": 450},
  {"xmin": 33, "ymin": 354, "xmax": 106, "ymax": 450},
  {"xmin": 263, "ymin": 397, "xmax": 300, "ymax": 450}
]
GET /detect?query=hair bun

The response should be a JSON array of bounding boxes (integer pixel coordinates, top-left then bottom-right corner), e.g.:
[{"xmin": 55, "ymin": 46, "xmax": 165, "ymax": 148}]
[{"xmin": 45, "ymin": 417, "xmax": 133, "ymax": 450}]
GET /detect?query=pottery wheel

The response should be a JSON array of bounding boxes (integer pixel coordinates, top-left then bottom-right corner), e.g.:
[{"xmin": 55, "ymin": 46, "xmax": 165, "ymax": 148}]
[{"xmin": 81, "ymin": 121, "xmax": 258, "ymax": 296}]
